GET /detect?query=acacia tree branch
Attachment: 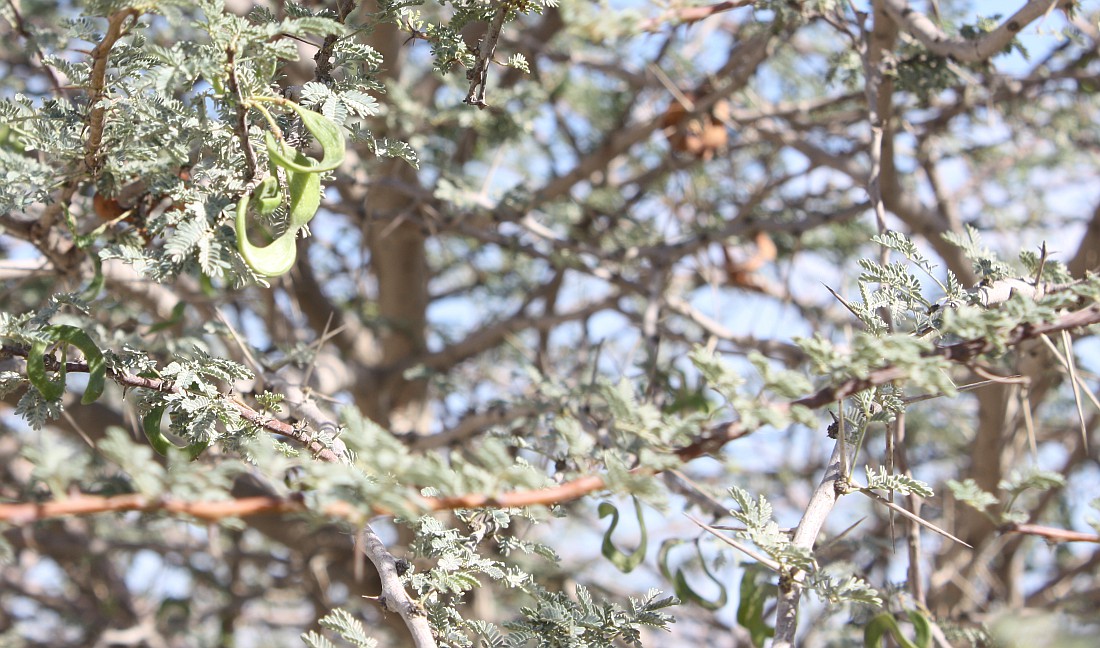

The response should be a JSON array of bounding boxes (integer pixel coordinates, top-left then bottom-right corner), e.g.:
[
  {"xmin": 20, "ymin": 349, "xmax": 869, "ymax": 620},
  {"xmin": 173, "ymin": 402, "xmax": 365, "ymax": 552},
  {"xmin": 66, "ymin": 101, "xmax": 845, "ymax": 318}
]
[
  {"xmin": 773, "ymin": 441, "xmax": 846, "ymax": 648},
  {"xmin": 413, "ymin": 295, "xmax": 620, "ymax": 373},
  {"xmin": 409, "ymin": 403, "xmax": 542, "ymax": 451},
  {"xmin": 359, "ymin": 524, "xmax": 437, "ymax": 647},
  {"xmin": 864, "ymin": 2, "xmax": 892, "ymax": 237},
  {"xmin": 880, "ymin": 0, "xmax": 1061, "ymax": 63},
  {"xmin": 313, "ymin": 0, "xmax": 358, "ymax": 83},
  {"xmin": 4, "ymin": 299, "xmax": 1099, "ymax": 525},
  {"xmin": 225, "ymin": 44, "xmax": 259, "ymax": 180},
  {"xmin": 772, "ymin": 126, "xmax": 979, "ymax": 285},
  {"xmin": 1025, "ymin": 549, "xmax": 1100, "ymax": 607},
  {"xmin": 464, "ymin": 0, "xmax": 510, "ymax": 107},
  {"xmin": 0, "ymin": 346, "xmax": 346, "ymax": 463},
  {"xmin": 532, "ymin": 29, "xmax": 776, "ymax": 207},
  {"xmin": 636, "ymin": 0, "xmax": 754, "ymax": 32},
  {"xmin": 4, "ymin": 0, "xmax": 65, "ymax": 95},
  {"xmin": 84, "ymin": 8, "xmax": 141, "ymax": 174},
  {"xmin": 0, "ymin": 493, "xmax": 353, "ymax": 523},
  {"xmin": 292, "ymin": 242, "xmax": 380, "ymax": 371},
  {"xmin": 1069, "ymin": 199, "xmax": 1100, "ymax": 276},
  {"xmin": 672, "ymin": 299, "xmax": 1100, "ymax": 457},
  {"xmin": 1002, "ymin": 523, "xmax": 1100, "ymax": 544}
]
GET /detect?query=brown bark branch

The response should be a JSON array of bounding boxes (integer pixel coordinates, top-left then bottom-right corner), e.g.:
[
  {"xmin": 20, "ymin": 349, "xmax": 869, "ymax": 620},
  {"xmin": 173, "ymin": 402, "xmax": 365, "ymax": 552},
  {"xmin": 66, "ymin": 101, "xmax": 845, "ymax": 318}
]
[
  {"xmin": 0, "ymin": 346, "xmax": 346, "ymax": 463},
  {"xmin": 5, "ymin": 300, "xmax": 1098, "ymax": 526},
  {"xmin": 636, "ymin": 1, "xmax": 754, "ymax": 33},
  {"xmin": 4, "ymin": 0, "xmax": 65, "ymax": 95},
  {"xmin": 1002, "ymin": 523, "xmax": 1100, "ymax": 544},
  {"xmin": 84, "ymin": 9, "xmax": 140, "ymax": 174},
  {"xmin": 880, "ymin": 0, "xmax": 1061, "ymax": 63}
]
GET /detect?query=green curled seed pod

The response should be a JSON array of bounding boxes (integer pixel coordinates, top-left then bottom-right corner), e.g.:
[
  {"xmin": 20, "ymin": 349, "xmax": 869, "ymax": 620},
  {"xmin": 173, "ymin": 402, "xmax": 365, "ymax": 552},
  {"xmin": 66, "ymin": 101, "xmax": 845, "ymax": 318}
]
[
  {"xmin": 264, "ymin": 104, "xmax": 345, "ymax": 173},
  {"xmin": 142, "ymin": 404, "xmax": 174, "ymax": 455},
  {"xmin": 254, "ymin": 175, "xmax": 281, "ymax": 216},
  {"xmin": 235, "ymin": 193, "xmax": 299, "ymax": 278},
  {"xmin": 27, "ymin": 339, "xmax": 65, "ymax": 401},
  {"xmin": 26, "ymin": 326, "xmax": 105, "ymax": 404}
]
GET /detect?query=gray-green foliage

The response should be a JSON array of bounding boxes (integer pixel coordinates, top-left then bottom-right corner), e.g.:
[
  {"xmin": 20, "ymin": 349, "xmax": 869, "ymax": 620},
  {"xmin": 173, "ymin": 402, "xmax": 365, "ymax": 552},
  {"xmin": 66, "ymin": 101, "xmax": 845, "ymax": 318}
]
[
  {"xmin": 3, "ymin": 0, "xmax": 675, "ymax": 641},
  {"xmin": 864, "ymin": 466, "xmax": 934, "ymax": 498},
  {"xmin": 3, "ymin": 0, "xmax": 1099, "ymax": 646},
  {"xmin": 728, "ymin": 486, "xmax": 813, "ymax": 572},
  {"xmin": 949, "ymin": 468, "xmax": 1068, "ymax": 525},
  {"xmin": 500, "ymin": 586, "xmax": 677, "ymax": 648}
]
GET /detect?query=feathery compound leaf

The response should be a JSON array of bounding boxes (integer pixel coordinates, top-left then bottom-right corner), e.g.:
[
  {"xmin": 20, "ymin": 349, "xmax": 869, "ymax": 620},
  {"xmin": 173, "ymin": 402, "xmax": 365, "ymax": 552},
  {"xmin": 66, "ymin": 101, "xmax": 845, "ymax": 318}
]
[
  {"xmin": 947, "ymin": 478, "xmax": 998, "ymax": 512},
  {"xmin": 316, "ymin": 608, "xmax": 377, "ymax": 648},
  {"xmin": 340, "ymin": 90, "xmax": 380, "ymax": 118},
  {"xmin": 689, "ymin": 345, "xmax": 745, "ymax": 398},
  {"xmin": 864, "ymin": 466, "xmax": 934, "ymax": 498},
  {"xmin": 808, "ymin": 570, "xmax": 882, "ymax": 606},
  {"xmin": 300, "ymin": 632, "xmax": 336, "ymax": 648},
  {"xmin": 729, "ymin": 486, "xmax": 773, "ymax": 530},
  {"xmin": 998, "ymin": 468, "xmax": 1066, "ymax": 496}
]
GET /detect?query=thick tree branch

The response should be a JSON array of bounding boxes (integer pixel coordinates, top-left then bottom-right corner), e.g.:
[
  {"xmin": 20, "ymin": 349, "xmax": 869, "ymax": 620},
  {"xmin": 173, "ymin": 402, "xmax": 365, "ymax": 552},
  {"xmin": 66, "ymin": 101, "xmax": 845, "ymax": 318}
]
[
  {"xmin": 359, "ymin": 525, "xmax": 437, "ymax": 647},
  {"xmin": 773, "ymin": 441, "xmax": 846, "ymax": 648},
  {"xmin": 880, "ymin": 0, "xmax": 1061, "ymax": 63},
  {"xmin": 636, "ymin": 0, "xmax": 753, "ymax": 33}
]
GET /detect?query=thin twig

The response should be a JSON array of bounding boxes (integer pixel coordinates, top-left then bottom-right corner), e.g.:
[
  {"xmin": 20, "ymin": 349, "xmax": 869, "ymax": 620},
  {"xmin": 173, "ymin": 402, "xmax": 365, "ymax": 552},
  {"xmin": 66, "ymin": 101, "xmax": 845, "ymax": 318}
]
[
  {"xmin": 464, "ymin": 1, "xmax": 510, "ymax": 108},
  {"xmin": 225, "ymin": 44, "xmax": 259, "ymax": 180},
  {"xmin": 859, "ymin": 488, "xmax": 971, "ymax": 548},
  {"xmin": 892, "ymin": 407, "xmax": 927, "ymax": 605},
  {"xmin": 5, "ymin": 0, "xmax": 65, "ymax": 94},
  {"xmin": 1037, "ymin": 331, "xmax": 1093, "ymax": 452},
  {"xmin": 636, "ymin": 0, "xmax": 754, "ymax": 32}
]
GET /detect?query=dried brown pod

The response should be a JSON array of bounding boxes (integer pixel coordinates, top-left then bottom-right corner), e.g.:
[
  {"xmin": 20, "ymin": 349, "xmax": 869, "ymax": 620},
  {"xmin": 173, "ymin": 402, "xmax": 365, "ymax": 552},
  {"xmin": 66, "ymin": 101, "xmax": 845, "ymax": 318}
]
[
  {"xmin": 92, "ymin": 191, "xmax": 126, "ymax": 221},
  {"xmin": 722, "ymin": 231, "xmax": 777, "ymax": 289},
  {"xmin": 660, "ymin": 92, "xmax": 730, "ymax": 161}
]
